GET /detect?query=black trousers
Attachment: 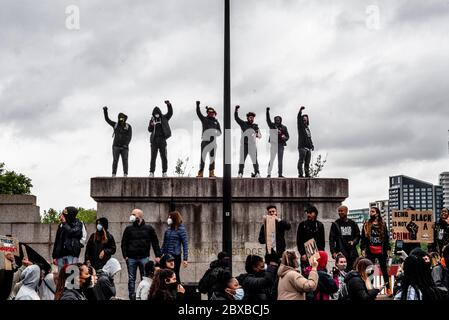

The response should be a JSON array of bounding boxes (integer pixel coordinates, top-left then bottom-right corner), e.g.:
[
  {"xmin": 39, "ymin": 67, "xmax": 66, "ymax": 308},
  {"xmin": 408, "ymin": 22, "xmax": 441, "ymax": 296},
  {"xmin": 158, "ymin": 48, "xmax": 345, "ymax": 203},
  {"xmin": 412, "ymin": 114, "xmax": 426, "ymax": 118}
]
[
  {"xmin": 366, "ymin": 252, "xmax": 390, "ymax": 287},
  {"xmin": 173, "ymin": 254, "xmax": 182, "ymax": 283},
  {"xmin": 150, "ymin": 139, "xmax": 167, "ymax": 173},
  {"xmin": 268, "ymin": 143, "xmax": 285, "ymax": 176},
  {"xmin": 199, "ymin": 141, "xmax": 217, "ymax": 171},
  {"xmin": 238, "ymin": 143, "xmax": 259, "ymax": 174},
  {"xmin": 298, "ymin": 147, "xmax": 311, "ymax": 177},
  {"xmin": 112, "ymin": 146, "xmax": 129, "ymax": 175}
]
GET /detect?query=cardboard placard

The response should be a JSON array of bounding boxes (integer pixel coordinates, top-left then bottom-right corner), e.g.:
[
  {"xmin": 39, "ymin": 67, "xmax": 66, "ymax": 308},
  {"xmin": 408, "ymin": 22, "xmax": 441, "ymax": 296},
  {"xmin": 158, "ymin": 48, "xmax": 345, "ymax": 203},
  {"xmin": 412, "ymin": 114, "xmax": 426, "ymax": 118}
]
[
  {"xmin": 0, "ymin": 235, "xmax": 20, "ymax": 256},
  {"xmin": 265, "ymin": 215, "xmax": 277, "ymax": 253},
  {"xmin": 391, "ymin": 210, "xmax": 434, "ymax": 243},
  {"xmin": 304, "ymin": 238, "xmax": 320, "ymax": 265}
]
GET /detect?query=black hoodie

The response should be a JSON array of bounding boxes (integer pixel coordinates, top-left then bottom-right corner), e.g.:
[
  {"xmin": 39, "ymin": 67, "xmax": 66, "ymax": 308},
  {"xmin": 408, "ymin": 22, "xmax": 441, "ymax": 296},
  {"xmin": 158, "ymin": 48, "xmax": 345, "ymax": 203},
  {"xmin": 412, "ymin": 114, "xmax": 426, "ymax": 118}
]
[
  {"xmin": 103, "ymin": 110, "xmax": 132, "ymax": 147},
  {"xmin": 266, "ymin": 109, "xmax": 289, "ymax": 146},
  {"xmin": 148, "ymin": 105, "xmax": 173, "ymax": 143},
  {"xmin": 297, "ymin": 109, "xmax": 313, "ymax": 149},
  {"xmin": 198, "ymin": 259, "xmax": 230, "ymax": 299},
  {"xmin": 52, "ymin": 208, "xmax": 83, "ymax": 259}
]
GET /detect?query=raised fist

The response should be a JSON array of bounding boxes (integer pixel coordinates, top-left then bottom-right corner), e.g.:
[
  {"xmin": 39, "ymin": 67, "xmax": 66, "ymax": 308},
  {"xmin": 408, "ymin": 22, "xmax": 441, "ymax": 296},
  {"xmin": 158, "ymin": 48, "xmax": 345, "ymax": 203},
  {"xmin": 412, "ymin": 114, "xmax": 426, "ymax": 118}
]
[
  {"xmin": 266, "ymin": 107, "xmax": 270, "ymax": 111},
  {"xmin": 103, "ymin": 106, "xmax": 108, "ymax": 111},
  {"xmin": 164, "ymin": 100, "xmax": 171, "ymax": 105},
  {"xmin": 300, "ymin": 106, "xmax": 305, "ymax": 111},
  {"xmin": 235, "ymin": 105, "xmax": 240, "ymax": 111},
  {"xmin": 196, "ymin": 101, "xmax": 200, "ymax": 107}
]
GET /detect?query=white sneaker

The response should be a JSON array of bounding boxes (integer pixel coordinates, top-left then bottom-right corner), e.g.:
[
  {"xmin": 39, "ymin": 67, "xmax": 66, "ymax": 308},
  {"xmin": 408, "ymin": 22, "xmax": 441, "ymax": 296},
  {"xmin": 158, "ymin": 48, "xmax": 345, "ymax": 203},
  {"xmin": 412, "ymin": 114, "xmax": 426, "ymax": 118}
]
[
  {"xmin": 238, "ymin": 173, "xmax": 243, "ymax": 178},
  {"xmin": 162, "ymin": 172, "xmax": 167, "ymax": 177},
  {"xmin": 112, "ymin": 174, "xmax": 116, "ymax": 177},
  {"xmin": 149, "ymin": 172, "xmax": 154, "ymax": 178},
  {"xmin": 124, "ymin": 174, "xmax": 128, "ymax": 178},
  {"xmin": 255, "ymin": 173, "xmax": 261, "ymax": 178}
]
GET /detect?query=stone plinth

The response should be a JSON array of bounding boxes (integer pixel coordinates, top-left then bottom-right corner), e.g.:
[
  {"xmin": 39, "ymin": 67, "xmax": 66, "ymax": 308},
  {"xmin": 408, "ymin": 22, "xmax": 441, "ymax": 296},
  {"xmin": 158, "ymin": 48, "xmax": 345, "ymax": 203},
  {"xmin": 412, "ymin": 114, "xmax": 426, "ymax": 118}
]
[{"xmin": 91, "ymin": 177, "xmax": 348, "ymax": 299}]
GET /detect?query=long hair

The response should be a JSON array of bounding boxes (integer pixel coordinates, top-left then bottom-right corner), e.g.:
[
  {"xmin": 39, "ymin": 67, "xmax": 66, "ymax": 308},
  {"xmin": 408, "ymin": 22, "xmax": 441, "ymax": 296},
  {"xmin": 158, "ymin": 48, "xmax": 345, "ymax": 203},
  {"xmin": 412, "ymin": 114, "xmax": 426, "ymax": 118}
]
[
  {"xmin": 281, "ymin": 251, "xmax": 299, "ymax": 269},
  {"xmin": 54, "ymin": 263, "xmax": 84, "ymax": 300},
  {"xmin": 148, "ymin": 269, "xmax": 175, "ymax": 300},
  {"xmin": 355, "ymin": 258, "xmax": 373, "ymax": 281},
  {"xmin": 169, "ymin": 211, "xmax": 182, "ymax": 230},
  {"xmin": 364, "ymin": 207, "xmax": 386, "ymax": 240},
  {"xmin": 400, "ymin": 255, "xmax": 441, "ymax": 300},
  {"xmin": 94, "ymin": 218, "xmax": 108, "ymax": 244}
]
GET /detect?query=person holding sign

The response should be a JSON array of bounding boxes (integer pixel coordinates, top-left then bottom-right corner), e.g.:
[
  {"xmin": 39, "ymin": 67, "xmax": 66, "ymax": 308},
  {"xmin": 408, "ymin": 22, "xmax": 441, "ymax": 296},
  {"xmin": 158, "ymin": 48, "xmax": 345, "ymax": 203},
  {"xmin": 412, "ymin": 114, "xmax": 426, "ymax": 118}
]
[
  {"xmin": 329, "ymin": 206, "xmax": 361, "ymax": 272},
  {"xmin": 258, "ymin": 206, "xmax": 291, "ymax": 260},
  {"xmin": 361, "ymin": 207, "xmax": 392, "ymax": 296},
  {"xmin": 430, "ymin": 207, "xmax": 449, "ymax": 256},
  {"xmin": 296, "ymin": 205, "xmax": 325, "ymax": 272}
]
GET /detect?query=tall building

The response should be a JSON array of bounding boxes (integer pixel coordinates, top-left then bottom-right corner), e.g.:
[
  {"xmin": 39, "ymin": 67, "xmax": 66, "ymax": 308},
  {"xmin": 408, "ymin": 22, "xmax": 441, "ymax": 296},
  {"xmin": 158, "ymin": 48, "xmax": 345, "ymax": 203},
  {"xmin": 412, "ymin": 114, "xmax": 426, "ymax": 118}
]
[
  {"xmin": 348, "ymin": 208, "xmax": 369, "ymax": 231},
  {"xmin": 440, "ymin": 172, "xmax": 449, "ymax": 209},
  {"xmin": 369, "ymin": 200, "xmax": 390, "ymax": 230},
  {"xmin": 389, "ymin": 175, "xmax": 443, "ymax": 222}
]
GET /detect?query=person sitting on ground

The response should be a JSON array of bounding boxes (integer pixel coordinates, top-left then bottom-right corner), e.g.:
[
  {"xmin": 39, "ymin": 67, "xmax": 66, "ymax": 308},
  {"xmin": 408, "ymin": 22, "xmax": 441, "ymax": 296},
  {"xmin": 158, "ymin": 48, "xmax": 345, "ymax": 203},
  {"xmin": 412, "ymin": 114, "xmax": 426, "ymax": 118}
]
[
  {"xmin": 136, "ymin": 261, "xmax": 156, "ymax": 300},
  {"xmin": 198, "ymin": 251, "xmax": 231, "ymax": 299},
  {"xmin": 148, "ymin": 269, "xmax": 185, "ymax": 301},
  {"xmin": 345, "ymin": 258, "xmax": 380, "ymax": 301},
  {"xmin": 210, "ymin": 270, "xmax": 244, "ymax": 301},
  {"xmin": 15, "ymin": 265, "xmax": 42, "ymax": 300},
  {"xmin": 303, "ymin": 251, "xmax": 338, "ymax": 300},
  {"xmin": 92, "ymin": 258, "xmax": 122, "ymax": 300},
  {"xmin": 332, "ymin": 253, "xmax": 348, "ymax": 300}
]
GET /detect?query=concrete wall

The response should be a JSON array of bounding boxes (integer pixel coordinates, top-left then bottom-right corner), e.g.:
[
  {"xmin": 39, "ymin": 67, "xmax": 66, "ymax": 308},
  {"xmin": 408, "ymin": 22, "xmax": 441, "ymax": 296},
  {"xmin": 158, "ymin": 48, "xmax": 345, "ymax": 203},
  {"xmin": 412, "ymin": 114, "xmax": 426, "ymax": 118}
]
[
  {"xmin": 1, "ymin": 178, "xmax": 348, "ymax": 299},
  {"xmin": 91, "ymin": 177, "xmax": 348, "ymax": 298}
]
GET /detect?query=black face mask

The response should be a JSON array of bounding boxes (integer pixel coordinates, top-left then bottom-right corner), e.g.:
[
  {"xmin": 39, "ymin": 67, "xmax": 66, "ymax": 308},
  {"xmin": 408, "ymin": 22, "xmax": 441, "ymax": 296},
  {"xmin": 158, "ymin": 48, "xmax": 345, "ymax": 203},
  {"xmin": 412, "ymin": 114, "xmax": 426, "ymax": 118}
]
[
  {"xmin": 83, "ymin": 275, "xmax": 92, "ymax": 289},
  {"xmin": 255, "ymin": 270, "xmax": 265, "ymax": 277},
  {"xmin": 167, "ymin": 282, "xmax": 178, "ymax": 291}
]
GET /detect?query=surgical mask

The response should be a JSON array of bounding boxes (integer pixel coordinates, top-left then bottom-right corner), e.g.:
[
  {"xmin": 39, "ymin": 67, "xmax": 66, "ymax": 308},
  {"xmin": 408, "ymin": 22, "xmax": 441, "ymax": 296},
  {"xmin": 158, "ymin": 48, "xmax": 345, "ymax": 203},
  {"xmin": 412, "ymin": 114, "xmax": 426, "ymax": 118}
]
[
  {"xmin": 97, "ymin": 224, "xmax": 103, "ymax": 232},
  {"xmin": 338, "ymin": 264, "xmax": 347, "ymax": 271},
  {"xmin": 129, "ymin": 215, "xmax": 137, "ymax": 223},
  {"xmin": 167, "ymin": 218, "xmax": 173, "ymax": 225},
  {"xmin": 234, "ymin": 288, "xmax": 244, "ymax": 300}
]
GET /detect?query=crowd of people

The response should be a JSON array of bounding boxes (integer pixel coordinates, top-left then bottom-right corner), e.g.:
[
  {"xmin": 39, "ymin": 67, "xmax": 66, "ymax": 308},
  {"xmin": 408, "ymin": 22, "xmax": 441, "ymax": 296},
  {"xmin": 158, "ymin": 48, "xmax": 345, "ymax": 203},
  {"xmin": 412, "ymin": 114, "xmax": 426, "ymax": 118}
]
[
  {"xmin": 103, "ymin": 102, "xmax": 314, "ymax": 179},
  {"xmin": 1, "ymin": 205, "xmax": 449, "ymax": 301}
]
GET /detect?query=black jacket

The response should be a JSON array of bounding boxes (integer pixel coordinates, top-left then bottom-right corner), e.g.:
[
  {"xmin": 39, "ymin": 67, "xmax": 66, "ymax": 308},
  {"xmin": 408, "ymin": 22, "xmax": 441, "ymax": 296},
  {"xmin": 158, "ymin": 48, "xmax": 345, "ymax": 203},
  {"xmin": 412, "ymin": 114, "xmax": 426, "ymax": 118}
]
[
  {"xmin": 121, "ymin": 220, "xmax": 162, "ymax": 259},
  {"xmin": 85, "ymin": 231, "xmax": 117, "ymax": 270},
  {"xmin": 60, "ymin": 289, "xmax": 87, "ymax": 301},
  {"xmin": 266, "ymin": 109, "xmax": 289, "ymax": 146},
  {"xmin": 345, "ymin": 271, "xmax": 379, "ymax": 301},
  {"xmin": 297, "ymin": 109, "xmax": 314, "ymax": 149},
  {"xmin": 148, "ymin": 104, "xmax": 173, "ymax": 143},
  {"xmin": 431, "ymin": 219, "xmax": 449, "ymax": 255},
  {"xmin": 236, "ymin": 264, "xmax": 277, "ymax": 301},
  {"xmin": 198, "ymin": 260, "xmax": 230, "ymax": 299},
  {"xmin": 258, "ymin": 219, "xmax": 291, "ymax": 257},
  {"xmin": 360, "ymin": 221, "xmax": 391, "ymax": 255},
  {"xmin": 329, "ymin": 218, "xmax": 361, "ymax": 258},
  {"xmin": 52, "ymin": 218, "xmax": 83, "ymax": 259},
  {"xmin": 210, "ymin": 291, "xmax": 234, "ymax": 301},
  {"xmin": 234, "ymin": 111, "xmax": 260, "ymax": 145},
  {"xmin": 104, "ymin": 110, "xmax": 132, "ymax": 147},
  {"xmin": 296, "ymin": 220, "xmax": 325, "ymax": 256},
  {"xmin": 197, "ymin": 105, "xmax": 222, "ymax": 143}
]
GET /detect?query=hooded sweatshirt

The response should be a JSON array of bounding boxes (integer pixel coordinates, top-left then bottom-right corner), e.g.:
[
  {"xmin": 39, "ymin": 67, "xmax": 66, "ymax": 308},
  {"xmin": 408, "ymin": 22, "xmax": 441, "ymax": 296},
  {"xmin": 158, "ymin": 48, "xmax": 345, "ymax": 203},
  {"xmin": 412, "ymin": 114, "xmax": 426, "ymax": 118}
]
[
  {"xmin": 103, "ymin": 109, "xmax": 132, "ymax": 147},
  {"xmin": 148, "ymin": 105, "xmax": 173, "ymax": 143},
  {"xmin": 266, "ymin": 109, "xmax": 289, "ymax": 146},
  {"xmin": 93, "ymin": 258, "xmax": 121, "ymax": 300},
  {"xmin": 52, "ymin": 208, "xmax": 83, "ymax": 259},
  {"xmin": 297, "ymin": 109, "xmax": 313, "ymax": 149},
  {"xmin": 197, "ymin": 105, "xmax": 222, "ymax": 142},
  {"xmin": 277, "ymin": 264, "xmax": 318, "ymax": 300},
  {"xmin": 15, "ymin": 265, "xmax": 41, "ymax": 300},
  {"xmin": 85, "ymin": 217, "xmax": 117, "ymax": 270},
  {"xmin": 234, "ymin": 110, "xmax": 260, "ymax": 145}
]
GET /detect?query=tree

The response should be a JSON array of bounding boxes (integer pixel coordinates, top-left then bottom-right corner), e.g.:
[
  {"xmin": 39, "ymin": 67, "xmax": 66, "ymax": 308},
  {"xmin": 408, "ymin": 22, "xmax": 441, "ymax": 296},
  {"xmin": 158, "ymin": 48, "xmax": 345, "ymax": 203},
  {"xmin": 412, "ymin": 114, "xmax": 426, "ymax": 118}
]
[
  {"xmin": 41, "ymin": 207, "xmax": 97, "ymax": 224},
  {"xmin": 0, "ymin": 162, "xmax": 33, "ymax": 195},
  {"xmin": 309, "ymin": 153, "xmax": 328, "ymax": 178}
]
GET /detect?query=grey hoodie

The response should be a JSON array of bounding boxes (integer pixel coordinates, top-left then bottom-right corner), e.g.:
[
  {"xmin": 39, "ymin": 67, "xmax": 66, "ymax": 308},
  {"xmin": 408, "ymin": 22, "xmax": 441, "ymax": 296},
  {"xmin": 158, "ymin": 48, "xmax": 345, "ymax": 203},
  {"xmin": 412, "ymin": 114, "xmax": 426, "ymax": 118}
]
[{"xmin": 15, "ymin": 265, "xmax": 41, "ymax": 300}]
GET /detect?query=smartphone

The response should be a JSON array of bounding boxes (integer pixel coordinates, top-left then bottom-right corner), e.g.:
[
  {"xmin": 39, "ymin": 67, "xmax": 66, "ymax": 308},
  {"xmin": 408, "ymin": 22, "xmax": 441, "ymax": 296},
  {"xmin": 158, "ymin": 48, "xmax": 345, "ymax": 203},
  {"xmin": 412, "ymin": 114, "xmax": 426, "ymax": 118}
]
[{"xmin": 394, "ymin": 240, "xmax": 404, "ymax": 254}]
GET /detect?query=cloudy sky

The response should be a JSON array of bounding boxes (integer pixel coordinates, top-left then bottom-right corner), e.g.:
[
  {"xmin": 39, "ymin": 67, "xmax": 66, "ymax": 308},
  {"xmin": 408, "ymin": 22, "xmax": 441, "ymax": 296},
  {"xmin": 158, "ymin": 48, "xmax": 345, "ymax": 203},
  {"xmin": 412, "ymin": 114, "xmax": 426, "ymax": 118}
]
[{"xmin": 1, "ymin": 0, "xmax": 449, "ymax": 214}]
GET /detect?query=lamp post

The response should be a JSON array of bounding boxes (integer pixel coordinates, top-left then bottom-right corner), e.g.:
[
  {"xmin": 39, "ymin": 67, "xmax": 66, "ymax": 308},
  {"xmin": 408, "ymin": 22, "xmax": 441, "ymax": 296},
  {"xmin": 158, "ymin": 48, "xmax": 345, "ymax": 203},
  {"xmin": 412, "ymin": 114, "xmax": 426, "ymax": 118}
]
[{"xmin": 223, "ymin": 0, "xmax": 232, "ymax": 271}]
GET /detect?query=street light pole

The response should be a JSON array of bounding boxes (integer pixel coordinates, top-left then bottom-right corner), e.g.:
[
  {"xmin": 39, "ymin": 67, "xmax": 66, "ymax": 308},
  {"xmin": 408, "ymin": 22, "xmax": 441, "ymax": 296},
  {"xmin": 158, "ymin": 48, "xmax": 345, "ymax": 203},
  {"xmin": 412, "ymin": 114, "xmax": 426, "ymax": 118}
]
[{"xmin": 223, "ymin": 0, "xmax": 232, "ymax": 270}]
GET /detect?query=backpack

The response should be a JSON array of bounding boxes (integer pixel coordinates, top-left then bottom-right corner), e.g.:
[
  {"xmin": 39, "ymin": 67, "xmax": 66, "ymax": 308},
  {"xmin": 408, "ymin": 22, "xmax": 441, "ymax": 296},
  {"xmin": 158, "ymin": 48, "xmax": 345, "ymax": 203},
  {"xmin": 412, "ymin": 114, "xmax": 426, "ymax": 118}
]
[{"xmin": 80, "ymin": 222, "xmax": 87, "ymax": 248}]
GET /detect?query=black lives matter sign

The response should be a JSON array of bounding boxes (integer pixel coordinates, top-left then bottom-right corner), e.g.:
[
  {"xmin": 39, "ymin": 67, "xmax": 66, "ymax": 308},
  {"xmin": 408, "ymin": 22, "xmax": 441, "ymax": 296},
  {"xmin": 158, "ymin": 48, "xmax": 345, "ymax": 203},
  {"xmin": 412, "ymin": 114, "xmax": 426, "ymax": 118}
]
[{"xmin": 391, "ymin": 210, "xmax": 434, "ymax": 243}]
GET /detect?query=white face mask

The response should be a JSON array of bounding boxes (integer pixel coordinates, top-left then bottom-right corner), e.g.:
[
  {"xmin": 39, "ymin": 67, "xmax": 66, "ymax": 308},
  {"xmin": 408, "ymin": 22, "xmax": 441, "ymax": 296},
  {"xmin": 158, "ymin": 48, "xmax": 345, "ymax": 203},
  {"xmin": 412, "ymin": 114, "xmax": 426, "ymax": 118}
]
[
  {"xmin": 129, "ymin": 215, "xmax": 137, "ymax": 223},
  {"xmin": 167, "ymin": 218, "xmax": 173, "ymax": 225},
  {"xmin": 234, "ymin": 288, "xmax": 244, "ymax": 300}
]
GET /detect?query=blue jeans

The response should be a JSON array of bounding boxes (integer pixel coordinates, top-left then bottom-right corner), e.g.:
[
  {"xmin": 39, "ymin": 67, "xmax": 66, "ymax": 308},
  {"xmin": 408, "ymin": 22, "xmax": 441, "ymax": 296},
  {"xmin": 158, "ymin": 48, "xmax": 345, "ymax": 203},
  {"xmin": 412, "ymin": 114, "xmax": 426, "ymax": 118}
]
[
  {"xmin": 127, "ymin": 257, "xmax": 149, "ymax": 300},
  {"xmin": 57, "ymin": 256, "xmax": 79, "ymax": 271}
]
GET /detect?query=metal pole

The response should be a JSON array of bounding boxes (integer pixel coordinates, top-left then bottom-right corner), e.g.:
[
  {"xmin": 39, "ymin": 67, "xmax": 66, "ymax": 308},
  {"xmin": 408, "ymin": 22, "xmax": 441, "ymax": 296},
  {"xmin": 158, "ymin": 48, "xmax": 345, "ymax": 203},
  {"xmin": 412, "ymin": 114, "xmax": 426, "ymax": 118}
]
[{"xmin": 223, "ymin": 0, "xmax": 232, "ymax": 271}]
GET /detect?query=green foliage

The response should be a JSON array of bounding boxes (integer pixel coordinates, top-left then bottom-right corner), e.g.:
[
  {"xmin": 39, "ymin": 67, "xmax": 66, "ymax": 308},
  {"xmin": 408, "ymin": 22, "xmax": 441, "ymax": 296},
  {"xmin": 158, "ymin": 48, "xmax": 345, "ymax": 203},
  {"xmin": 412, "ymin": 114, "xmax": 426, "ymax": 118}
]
[
  {"xmin": 174, "ymin": 157, "xmax": 194, "ymax": 177},
  {"xmin": 0, "ymin": 162, "xmax": 33, "ymax": 195},
  {"xmin": 309, "ymin": 153, "xmax": 328, "ymax": 178},
  {"xmin": 41, "ymin": 207, "xmax": 97, "ymax": 224}
]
